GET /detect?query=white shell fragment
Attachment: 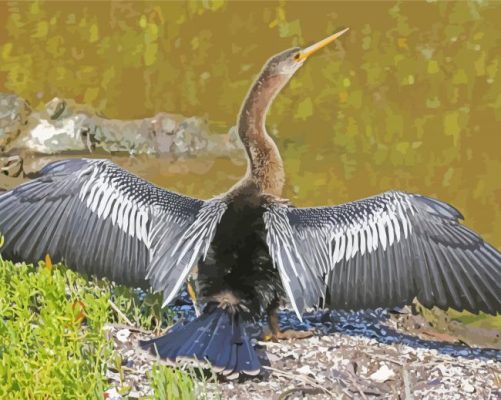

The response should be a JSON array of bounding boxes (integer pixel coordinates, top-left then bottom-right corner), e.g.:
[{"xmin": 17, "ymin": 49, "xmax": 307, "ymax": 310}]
[
  {"xmin": 369, "ymin": 365, "xmax": 396, "ymax": 383},
  {"xmin": 116, "ymin": 328, "xmax": 131, "ymax": 343}
]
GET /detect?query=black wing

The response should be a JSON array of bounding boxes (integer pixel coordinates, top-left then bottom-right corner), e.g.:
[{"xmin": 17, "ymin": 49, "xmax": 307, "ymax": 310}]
[
  {"xmin": 264, "ymin": 191, "xmax": 501, "ymax": 316},
  {"xmin": 0, "ymin": 158, "xmax": 226, "ymax": 305}
]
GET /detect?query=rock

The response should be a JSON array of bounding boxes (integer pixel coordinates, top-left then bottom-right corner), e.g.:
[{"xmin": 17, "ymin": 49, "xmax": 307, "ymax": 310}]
[
  {"xmin": 296, "ymin": 365, "xmax": 312, "ymax": 375},
  {"xmin": 369, "ymin": 365, "xmax": 396, "ymax": 383},
  {"xmin": 105, "ymin": 369, "xmax": 121, "ymax": 382},
  {"xmin": 0, "ymin": 93, "xmax": 31, "ymax": 153},
  {"xmin": 461, "ymin": 382, "xmax": 475, "ymax": 393},
  {"xmin": 0, "ymin": 155, "xmax": 23, "ymax": 177},
  {"xmin": 45, "ymin": 97, "xmax": 67, "ymax": 120},
  {"xmin": 0, "ymin": 93, "xmax": 245, "ymax": 160},
  {"xmin": 266, "ymin": 352, "xmax": 280, "ymax": 362},
  {"xmin": 19, "ymin": 114, "xmax": 93, "ymax": 153},
  {"xmin": 116, "ymin": 328, "xmax": 131, "ymax": 343}
]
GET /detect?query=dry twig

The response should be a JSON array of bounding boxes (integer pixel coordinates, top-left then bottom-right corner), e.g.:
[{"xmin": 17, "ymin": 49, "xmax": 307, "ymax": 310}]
[
  {"xmin": 277, "ymin": 386, "xmax": 325, "ymax": 400},
  {"xmin": 369, "ymin": 352, "xmax": 404, "ymax": 366},
  {"xmin": 402, "ymin": 367, "xmax": 414, "ymax": 400},
  {"xmin": 263, "ymin": 365, "xmax": 337, "ymax": 398},
  {"xmin": 347, "ymin": 375, "xmax": 368, "ymax": 399},
  {"xmin": 108, "ymin": 299, "xmax": 134, "ymax": 327}
]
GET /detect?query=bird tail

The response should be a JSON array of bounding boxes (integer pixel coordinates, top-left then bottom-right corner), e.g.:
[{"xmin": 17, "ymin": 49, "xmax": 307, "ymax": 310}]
[{"xmin": 139, "ymin": 302, "xmax": 261, "ymax": 379}]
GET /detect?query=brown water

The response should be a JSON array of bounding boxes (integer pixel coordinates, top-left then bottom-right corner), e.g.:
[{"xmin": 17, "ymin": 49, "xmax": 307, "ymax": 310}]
[{"xmin": 1, "ymin": 1, "xmax": 501, "ymax": 334}]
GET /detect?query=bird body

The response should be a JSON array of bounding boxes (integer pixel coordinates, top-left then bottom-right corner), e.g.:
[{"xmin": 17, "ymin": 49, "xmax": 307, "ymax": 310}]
[
  {"xmin": 199, "ymin": 186, "xmax": 285, "ymax": 318},
  {"xmin": 139, "ymin": 184, "xmax": 285, "ymax": 377},
  {"xmin": 1, "ymin": 28, "xmax": 500, "ymax": 378}
]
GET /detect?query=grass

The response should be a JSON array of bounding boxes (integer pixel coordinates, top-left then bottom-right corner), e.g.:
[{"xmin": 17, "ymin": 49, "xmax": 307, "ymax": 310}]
[
  {"xmin": 149, "ymin": 364, "xmax": 196, "ymax": 400},
  {"xmin": 0, "ymin": 255, "xmax": 112, "ymax": 398},
  {"xmin": 0, "ymin": 234, "xmax": 201, "ymax": 400}
]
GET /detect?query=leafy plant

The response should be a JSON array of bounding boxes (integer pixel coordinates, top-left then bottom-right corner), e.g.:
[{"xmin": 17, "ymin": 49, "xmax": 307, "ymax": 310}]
[
  {"xmin": 0, "ymin": 233, "xmax": 198, "ymax": 399},
  {"xmin": 148, "ymin": 364, "xmax": 196, "ymax": 400},
  {"xmin": 147, "ymin": 363, "xmax": 220, "ymax": 400},
  {"xmin": 0, "ymin": 253, "xmax": 113, "ymax": 398}
]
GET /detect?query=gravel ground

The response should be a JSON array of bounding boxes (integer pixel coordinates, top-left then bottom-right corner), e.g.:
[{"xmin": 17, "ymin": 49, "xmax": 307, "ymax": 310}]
[{"xmin": 103, "ymin": 297, "xmax": 501, "ymax": 400}]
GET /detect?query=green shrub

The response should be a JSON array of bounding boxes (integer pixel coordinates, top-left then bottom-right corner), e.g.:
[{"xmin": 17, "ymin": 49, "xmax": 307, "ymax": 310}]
[
  {"xmin": 0, "ymin": 239, "xmax": 196, "ymax": 399},
  {"xmin": 0, "ymin": 255, "xmax": 113, "ymax": 399}
]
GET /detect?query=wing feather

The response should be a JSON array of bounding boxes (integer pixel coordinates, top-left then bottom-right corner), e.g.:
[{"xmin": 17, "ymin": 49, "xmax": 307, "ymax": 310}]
[
  {"xmin": 264, "ymin": 190, "xmax": 501, "ymax": 316},
  {"xmin": 0, "ymin": 158, "xmax": 226, "ymax": 304}
]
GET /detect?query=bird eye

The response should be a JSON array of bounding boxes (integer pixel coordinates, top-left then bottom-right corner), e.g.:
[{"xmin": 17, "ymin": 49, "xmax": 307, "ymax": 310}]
[{"xmin": 294, "ymin": 53, "xmax": 300, "ymax": 60}]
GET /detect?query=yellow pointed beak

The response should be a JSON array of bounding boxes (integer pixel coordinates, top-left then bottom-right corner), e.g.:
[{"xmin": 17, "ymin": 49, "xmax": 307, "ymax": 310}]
[{"xmin": 297, "ymin": 27, "xmax": 349, "ymax": 62}]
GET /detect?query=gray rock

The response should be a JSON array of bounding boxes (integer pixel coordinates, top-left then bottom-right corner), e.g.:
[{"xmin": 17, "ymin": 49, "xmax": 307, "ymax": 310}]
[
  {"xmin": 0, "ymin": 93, "xmax": 31, "ymax": 153},
  {"xmin": 1, "ymin": 93, "xmax": 244, "ymax": 161}
]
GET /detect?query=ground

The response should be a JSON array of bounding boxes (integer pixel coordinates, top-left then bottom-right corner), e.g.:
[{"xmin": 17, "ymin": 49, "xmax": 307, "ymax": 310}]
[{"xmin": 105, "ymin": 296, "xmax": 501, "ymax": 400}]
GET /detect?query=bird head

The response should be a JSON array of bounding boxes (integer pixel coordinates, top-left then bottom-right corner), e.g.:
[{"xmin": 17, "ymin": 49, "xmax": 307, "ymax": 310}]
[{"xmin": 262, "ymin": 27, "xmax": 350, "ymax": 79}]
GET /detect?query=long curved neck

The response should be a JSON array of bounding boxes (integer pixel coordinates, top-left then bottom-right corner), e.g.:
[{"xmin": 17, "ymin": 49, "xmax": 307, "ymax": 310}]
[{"xmin": 237, "ymin": 72, "xmax": 288, "ymax": 197}]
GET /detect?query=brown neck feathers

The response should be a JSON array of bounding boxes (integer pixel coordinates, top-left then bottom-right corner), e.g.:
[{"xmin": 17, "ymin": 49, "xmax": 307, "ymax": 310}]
[{"xmin": 237, "ymin": 72, "xmax": 288, "ymax": 197}]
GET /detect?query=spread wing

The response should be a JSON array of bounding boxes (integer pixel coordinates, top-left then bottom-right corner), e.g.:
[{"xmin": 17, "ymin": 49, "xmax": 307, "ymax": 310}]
[
  {"xmin": 264, "ymin": 191, "xmax": 501, "ymax": 317},
  {"xmin": 0, "ymin": 158, "xmax": 226, "ymax": 305}
]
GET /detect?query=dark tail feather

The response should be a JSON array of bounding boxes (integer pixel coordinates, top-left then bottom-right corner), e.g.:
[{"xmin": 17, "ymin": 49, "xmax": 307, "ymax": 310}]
[{"xmin": 140, "ymin": 303, "xmax": 261, "ymax": 378}]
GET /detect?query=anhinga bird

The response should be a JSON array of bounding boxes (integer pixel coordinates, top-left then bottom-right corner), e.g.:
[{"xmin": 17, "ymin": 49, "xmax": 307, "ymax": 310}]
[{"xmin": 1, "ymin": 28, "xmax": 500, "ymax": 378}]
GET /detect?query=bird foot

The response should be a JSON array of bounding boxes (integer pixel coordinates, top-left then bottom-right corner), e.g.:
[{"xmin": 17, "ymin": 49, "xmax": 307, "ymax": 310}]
[
  {"xmin": 0, "ymin": 155, "xmax": 24, "ymax": 177},
  {"xmin": 187, "ymin": 279, "xmax": 201, "ymax": 317},
  {"xmin": 275, "ymin": 329, "xmax": 314, "ymax": 341},
  {"xmin": 261, "ymin": 329, "xmax": 314, "ymax": 342}
]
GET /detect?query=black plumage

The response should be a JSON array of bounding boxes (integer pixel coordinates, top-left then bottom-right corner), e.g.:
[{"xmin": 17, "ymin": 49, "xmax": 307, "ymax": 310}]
[{"xmin": 1, "ymin": 29, "xmax": 500, "ymax": 378}]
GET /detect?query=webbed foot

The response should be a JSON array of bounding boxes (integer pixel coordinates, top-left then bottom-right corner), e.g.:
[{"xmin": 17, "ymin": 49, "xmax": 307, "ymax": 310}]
[
  {"xmin": 261, "ymin": 328, "xmax": 314, "ymax": 342},
  {"xmin": 274, "ymin": 329, "xmax": 314, "ymax": 341}
]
